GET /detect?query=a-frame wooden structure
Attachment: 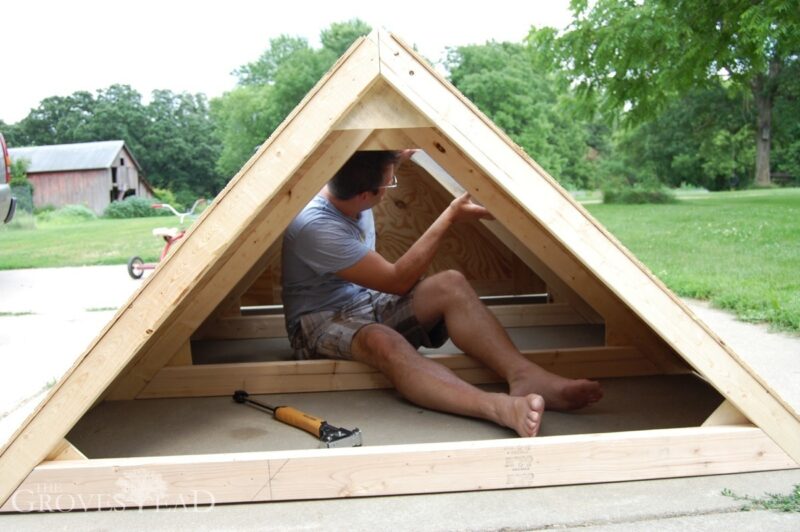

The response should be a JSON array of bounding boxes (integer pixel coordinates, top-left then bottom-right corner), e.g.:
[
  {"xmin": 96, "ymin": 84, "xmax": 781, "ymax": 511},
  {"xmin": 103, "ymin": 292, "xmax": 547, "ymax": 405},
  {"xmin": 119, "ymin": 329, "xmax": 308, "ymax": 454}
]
[{"xmin": 1, "ymin": 31, "xmax": 797, "ymax": 512}]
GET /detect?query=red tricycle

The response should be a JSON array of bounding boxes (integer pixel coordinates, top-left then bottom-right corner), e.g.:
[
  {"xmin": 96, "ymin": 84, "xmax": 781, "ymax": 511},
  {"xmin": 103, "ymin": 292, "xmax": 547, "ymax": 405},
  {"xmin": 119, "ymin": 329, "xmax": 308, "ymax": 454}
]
[{"xmin": 127, "ymin": 199, "xmax": 206, "ymax": 280}]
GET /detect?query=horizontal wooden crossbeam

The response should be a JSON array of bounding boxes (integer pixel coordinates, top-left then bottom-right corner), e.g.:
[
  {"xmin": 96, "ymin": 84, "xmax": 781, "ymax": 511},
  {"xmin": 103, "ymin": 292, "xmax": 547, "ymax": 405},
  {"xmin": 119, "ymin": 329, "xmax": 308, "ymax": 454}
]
[
  {"xmin": 193, "ymin": 302, "xmax": 590, "ymax": 341},
  {"xmin": 135, "ymin": 346, "xmax": 668, "ymax": 399},
  {"xmin": 4, "ymin": 426, "xmax": 794, "ymax": 512}
]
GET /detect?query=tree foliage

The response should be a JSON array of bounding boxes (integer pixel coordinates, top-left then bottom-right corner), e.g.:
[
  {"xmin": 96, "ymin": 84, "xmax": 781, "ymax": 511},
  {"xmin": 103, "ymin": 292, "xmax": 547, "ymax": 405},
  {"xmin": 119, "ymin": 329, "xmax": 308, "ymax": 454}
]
[
  {"xmin": 559, "ymin": 0, "xmax": 800, "ymax": 185},
  {"xmin": 141, "ymin": 90, "xmax": 223, "ymax": 197},
  {"xmin": 562, "ymin": 0, "xmax": 799, "ymax": 118},
  {"xmin": 213, "ymin": 19, "xmax": 371, "ymax": 178},
  {"xmin": 446, "ymin": 36, "xmax": 597, "ymax": 189},
  {"xmin": 613, "ymin": 85, "xmax": 757, "ymax": 190}
]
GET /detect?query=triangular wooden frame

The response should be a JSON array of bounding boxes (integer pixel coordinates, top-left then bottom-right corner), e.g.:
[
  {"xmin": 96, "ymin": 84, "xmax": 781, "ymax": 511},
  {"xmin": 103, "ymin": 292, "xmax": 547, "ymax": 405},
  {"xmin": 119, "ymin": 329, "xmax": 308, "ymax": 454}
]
[{"xmin": 1, "ymin": 31, "xmax": 796, "ymax": 512}]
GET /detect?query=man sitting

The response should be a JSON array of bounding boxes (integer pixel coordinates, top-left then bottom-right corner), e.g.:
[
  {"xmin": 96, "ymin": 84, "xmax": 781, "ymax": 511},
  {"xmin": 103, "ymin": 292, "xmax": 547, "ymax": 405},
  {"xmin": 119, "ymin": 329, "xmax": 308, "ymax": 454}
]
[{"xmin": 282, "ymin": 150, "xmax": 602, "ymax": 436}]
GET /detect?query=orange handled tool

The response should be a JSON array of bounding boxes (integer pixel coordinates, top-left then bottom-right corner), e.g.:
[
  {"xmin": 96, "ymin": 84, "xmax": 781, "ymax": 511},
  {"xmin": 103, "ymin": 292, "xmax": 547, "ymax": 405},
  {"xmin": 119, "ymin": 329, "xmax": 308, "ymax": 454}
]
[{"xmin": 232, "ymin": 390, "xmax": 362, "ymax": 448}]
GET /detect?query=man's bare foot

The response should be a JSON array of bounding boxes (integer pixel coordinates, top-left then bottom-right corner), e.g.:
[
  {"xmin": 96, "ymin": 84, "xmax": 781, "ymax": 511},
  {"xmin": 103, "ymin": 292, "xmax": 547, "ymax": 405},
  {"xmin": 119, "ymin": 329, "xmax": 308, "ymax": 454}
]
[
  {"xmin": 496, "ymin": 393, "xmax": 545, "ymax": 437},
  {"xmin": 509, "ymin": 367, "xmax": 603, "ymax": 411}
]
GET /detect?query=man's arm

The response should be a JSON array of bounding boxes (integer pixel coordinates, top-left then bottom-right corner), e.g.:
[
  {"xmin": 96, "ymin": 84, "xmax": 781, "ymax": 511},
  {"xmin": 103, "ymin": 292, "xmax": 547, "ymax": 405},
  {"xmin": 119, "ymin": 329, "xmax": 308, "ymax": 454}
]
[{"xmin": 336, "ymin": 193, "xmax": 491, "ymax": 295}]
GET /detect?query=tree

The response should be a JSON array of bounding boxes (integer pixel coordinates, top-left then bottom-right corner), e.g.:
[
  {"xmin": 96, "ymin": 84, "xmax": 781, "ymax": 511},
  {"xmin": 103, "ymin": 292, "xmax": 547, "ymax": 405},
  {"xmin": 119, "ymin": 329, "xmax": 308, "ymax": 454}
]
[
  {"xmin": 446, "ymin": 37, "xmax": 597, "ymax": 189},
  {"xmin": 771, "ymin": 59, "xmax": 800, "ymax": 183},
  {"xmin": 320, "ymin": 18, "xmax": 372, "ymax": 57},
  {"xmin": 210, "ymin": 84, "xmax": 274, "ymax": 178},
  {"xmin": 560, "ymin": 0, "xmax": 800, "ymax": 185},
  {"xmin": 9, "ymin": 91, "xmax": 97, "ymax": 145},
  {"xmin": 141, "ymin": 90, "xmax": 223, "ymax": 197},
  {"xmin": 615, "ymin": 85, "xmax": 755, "ymax": 190},
  {"xmin": 212, "ymin": 19, "xmax": 371, "ymax": 179},
  {"xmin": 84, "ymin": 85, "xmax": 148, "ymax": 151},
  {"xmin": 233, "ymin": 35, "xmax": 313, "ymax": 87}
]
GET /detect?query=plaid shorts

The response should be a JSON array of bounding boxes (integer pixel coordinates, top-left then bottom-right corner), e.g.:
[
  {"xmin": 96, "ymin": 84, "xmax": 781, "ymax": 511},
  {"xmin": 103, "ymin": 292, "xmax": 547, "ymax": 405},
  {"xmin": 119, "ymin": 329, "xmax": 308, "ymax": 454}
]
[{"xmin": 290, "ymin": 290, "xmax": 448, "ymax": 360}]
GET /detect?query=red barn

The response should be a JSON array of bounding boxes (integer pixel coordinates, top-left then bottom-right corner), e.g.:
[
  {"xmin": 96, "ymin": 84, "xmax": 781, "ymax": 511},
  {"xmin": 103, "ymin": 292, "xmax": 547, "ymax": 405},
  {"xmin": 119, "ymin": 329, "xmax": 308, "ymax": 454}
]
[{"xmin": 9, "ymin": 140, "xmax": 153, "ymax": 214}]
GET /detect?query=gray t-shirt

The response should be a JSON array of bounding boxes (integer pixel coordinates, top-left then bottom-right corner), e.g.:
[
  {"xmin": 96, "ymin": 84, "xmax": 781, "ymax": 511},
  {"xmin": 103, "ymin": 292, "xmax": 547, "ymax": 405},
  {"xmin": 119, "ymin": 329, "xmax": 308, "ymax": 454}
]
[{"xmin": 281, "ymin": 195, "xmax": 376, "ymax": 335}]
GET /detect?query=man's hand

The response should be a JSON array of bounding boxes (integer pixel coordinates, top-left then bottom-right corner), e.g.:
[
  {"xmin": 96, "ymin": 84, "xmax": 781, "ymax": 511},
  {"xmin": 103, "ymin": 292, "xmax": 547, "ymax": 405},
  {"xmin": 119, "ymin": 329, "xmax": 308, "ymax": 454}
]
[
  {"xmin": 397, "ymin": 148, "xmax": 418, "ymax": 164},
  {"xmin": 336, "ymin": 192, "xmax": 492, "ymax": 296},
  {"xmin": 446, "ymin": 192, "xmax": 494, "ymax": 223}
]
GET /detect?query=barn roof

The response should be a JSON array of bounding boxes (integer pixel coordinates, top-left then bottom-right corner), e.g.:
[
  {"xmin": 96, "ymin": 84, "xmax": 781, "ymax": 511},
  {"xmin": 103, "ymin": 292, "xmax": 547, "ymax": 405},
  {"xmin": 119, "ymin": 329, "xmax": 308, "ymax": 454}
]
[{"xmin": 9, "ymin": 140, "xmax": 141, "ymax": 173}]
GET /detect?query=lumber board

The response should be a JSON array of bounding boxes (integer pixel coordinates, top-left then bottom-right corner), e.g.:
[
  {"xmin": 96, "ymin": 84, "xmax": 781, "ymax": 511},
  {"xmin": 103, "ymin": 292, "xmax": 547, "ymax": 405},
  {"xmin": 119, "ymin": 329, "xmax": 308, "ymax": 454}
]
[
  {"xmin": 703, "ymin": 400, "xmax": 751, "ymax": 426},
  {"xmin": 489, "ymin": 302, "xmax": 588, "ymax": 327},
  {"xmin": 334, "ymin": 78, "xmax": 432, "ymax": 130},
  {"xmin": 136, "ymin": 347, "xmax": 662, "ymax": 398},
  {"xmin": 4, "ymin": 426, "xmax": 794, "ymax": 512},
  {"xmin": 45, "ymin": 440, "xmax": 86, "ymax": 462},
  {"xmin": 372, "ymin": 32, "xmax": 800, "ymax": 461},
  {"xmin": 0, "ymin": 35, "xmax": 383, "ymax": 507},
  {"xmin": 358, "ymin": 128, "xmax": 422, "ymax": 150},
  {"xmin": 194, "ymin": 302, "xmax": 588, "ymax": 341},
  {"xmin": 166, "ymin": 341, "xmax": 193, "ymax": 367},
  {"xmin": 238, "ymin": 240, "xmax": 283, "ymax": 306},
  {"xmin": 195, "ymin": 313, "xmax": 287, "ymax": 340},
  {"xmin": 204, "ymin": 240, "xmax": 287, "ymax": 321}
]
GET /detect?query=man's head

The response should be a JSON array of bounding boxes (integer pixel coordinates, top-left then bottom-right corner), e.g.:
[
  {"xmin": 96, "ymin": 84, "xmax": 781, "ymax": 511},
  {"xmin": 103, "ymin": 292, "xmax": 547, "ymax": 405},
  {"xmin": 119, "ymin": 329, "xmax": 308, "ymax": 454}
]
[{"xmin": 328, "ymin": 151, "xmax": 400, "ymax": 200}]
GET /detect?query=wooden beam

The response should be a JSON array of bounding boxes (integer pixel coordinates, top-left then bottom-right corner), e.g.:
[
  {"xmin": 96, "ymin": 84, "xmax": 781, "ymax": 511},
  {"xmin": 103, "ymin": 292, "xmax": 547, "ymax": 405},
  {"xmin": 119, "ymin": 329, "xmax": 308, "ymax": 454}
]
[
  {"xmin": 44, "ymin": 440, "xmax": 86, "ymax": 462},
  {"xmin": 5, "ymin": 426, "xmax": 794, "ymax": 512},
  {"xmin": 136, "ymin": 347, "xmax": 663, "ymax": 399},
  {"xmin": 194, "ymin": 303, "xmax": 589, "ymax": 341},
  {"xmin": 703, "ymin": 400, "xmax": 751, "ymax": 427},
  {"xmin": 334, "ymin": 78, "xmax": 432, "ymax": 130},
  {"xmin": 358, "ymin": 128, "xmax": 422, "ymax": 150},
  {"xmin": 0, "ymin": 35, "xmax": 383, "ymax": 508},
  {"xmin": 489, "ymin": 303, "xmax": 589, "ymax": 327},
  {"xmin": 195, "ymin": 313, "xmax": 287, "ymax": 340},
  {"xmin": 166, "ymin": 341, "xmax": 193, "ymax": 367}
]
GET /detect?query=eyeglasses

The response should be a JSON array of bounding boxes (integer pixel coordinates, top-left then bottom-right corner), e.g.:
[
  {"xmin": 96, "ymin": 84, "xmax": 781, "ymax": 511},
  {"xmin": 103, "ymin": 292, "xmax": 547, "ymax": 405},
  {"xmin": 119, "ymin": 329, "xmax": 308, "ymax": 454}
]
[{"xmin": 378, "ymin": 175, "xmax": 398, "ymax": 189}]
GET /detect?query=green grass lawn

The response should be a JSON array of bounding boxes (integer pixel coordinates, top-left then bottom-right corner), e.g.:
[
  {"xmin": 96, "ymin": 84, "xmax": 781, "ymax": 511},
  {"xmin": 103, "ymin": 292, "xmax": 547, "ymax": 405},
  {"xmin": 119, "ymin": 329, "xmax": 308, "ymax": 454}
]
[
  {"xmin": 0, "ymin": 215, "xmax": 182, "ymax": 269},
  {"xmin": 587, "ymin": 188, "xmax": 800, "ymax": 332},
  {"xmin": 1, "ymin": 188, "xmax": 798, "ymax": 332}
]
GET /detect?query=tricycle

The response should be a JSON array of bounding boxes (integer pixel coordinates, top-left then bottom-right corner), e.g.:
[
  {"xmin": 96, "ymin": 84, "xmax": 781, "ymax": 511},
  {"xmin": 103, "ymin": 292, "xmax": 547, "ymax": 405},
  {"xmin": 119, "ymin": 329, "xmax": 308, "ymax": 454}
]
[{"xmin": 127, "ymin": 199, "xmax": 205, "ymax": 280}]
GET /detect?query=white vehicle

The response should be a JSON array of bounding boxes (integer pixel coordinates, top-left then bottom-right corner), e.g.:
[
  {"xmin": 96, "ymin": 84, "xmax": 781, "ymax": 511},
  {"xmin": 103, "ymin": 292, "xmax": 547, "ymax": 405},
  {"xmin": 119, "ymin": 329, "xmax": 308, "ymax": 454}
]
[{"xmin": 0, "ymin": 133, "xmax": 17, "ymax": 223}]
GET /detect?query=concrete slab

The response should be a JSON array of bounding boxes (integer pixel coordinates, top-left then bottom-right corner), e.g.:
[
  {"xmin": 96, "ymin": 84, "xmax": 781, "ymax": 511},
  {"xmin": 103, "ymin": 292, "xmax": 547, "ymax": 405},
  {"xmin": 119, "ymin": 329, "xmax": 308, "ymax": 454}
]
[
  {"xmin": 67, "ymin": 375, "xmax": 720, "ymax": 456},
  {"xmin": 685, "ymin": 299, "xmax": 800, "ymax": 417}
]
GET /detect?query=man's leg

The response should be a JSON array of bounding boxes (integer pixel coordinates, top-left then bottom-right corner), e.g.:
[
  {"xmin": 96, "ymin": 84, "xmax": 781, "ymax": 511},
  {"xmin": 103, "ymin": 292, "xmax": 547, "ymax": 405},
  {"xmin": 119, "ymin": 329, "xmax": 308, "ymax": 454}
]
[
  {"xmin": 411, "ymin": 270, "xmax": 603, "ymax": 410},
  {"xmin": 351, "ymin": 324, "xmax": 544, "ymax": 437}
]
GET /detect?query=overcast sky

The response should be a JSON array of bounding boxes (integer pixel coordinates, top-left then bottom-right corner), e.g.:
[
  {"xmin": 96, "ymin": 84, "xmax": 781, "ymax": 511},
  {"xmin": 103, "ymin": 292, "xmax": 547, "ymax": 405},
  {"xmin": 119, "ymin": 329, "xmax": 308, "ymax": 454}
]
[{"xmin": 2, "ymin": 0, "xmax": 573, "ymax": 124}]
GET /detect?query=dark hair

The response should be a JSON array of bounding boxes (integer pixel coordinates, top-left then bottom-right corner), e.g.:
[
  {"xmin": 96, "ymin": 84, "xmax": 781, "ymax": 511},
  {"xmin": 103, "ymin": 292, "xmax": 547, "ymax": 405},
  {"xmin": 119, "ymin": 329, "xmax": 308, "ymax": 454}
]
[{"xmin": 329, "ymin": 151, "xmax": 400, "ymax": 199}]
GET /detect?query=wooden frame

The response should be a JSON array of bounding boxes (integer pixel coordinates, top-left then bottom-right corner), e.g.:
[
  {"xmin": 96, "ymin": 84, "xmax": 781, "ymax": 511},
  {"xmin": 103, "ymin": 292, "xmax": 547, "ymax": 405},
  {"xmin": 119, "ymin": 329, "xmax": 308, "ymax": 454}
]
[
  {"xmin": 135, "ymin": 346, "xmax": 659, "ymax": 399},
  {"xmin": 1, "ymin": 30, "xmax": 796, "ymax": 512},
  {"xmin": 193, "ymin": 302, "xmax": 590, "ymax": 341},
  {"xmin": 3, "ymin": 426, "xmax": 793, "ymax": 512}
]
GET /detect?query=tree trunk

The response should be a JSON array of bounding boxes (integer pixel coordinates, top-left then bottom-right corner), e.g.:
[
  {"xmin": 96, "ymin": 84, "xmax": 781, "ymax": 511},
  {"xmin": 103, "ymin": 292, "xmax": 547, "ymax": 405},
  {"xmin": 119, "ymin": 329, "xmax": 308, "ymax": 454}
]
[
  {"xmin": 754, "ymin": 85, "xmax": 772, "ymax": 186},
  {"xmin": 751, "ymin": 60, "xmax": 781, "ymax": 187}
]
